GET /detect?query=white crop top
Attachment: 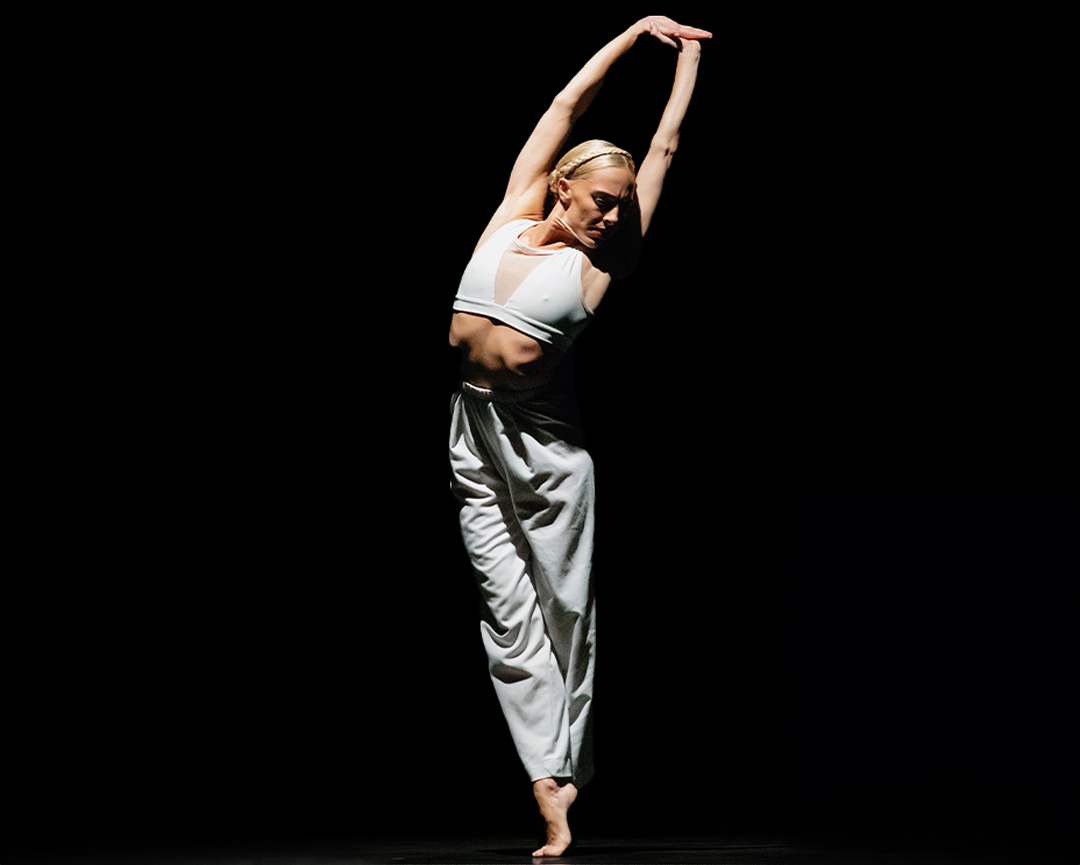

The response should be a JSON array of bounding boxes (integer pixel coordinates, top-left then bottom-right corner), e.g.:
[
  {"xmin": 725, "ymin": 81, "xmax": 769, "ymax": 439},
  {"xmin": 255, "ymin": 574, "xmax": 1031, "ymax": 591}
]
[{"xmin": 453, "ymin": 219, "xmax": 593, "ymax": 352}]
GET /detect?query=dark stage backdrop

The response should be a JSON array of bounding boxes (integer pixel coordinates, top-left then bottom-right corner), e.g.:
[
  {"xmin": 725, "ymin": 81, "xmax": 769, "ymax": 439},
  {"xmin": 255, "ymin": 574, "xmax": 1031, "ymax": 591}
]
[
  {"xmin": 6, "ymin": 7, "xmax": 1076, "ymax": 863},
  {"xmin": 18, "ymin": 7, "xmax": 1070, "ymax": 535},
  {"xmin": 4, "ymin": 498, "xmax": 1075, "ymax": 858}
]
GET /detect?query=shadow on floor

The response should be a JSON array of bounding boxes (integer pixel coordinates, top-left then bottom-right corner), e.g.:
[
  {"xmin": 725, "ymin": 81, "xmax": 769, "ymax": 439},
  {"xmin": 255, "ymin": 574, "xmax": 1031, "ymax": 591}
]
[{"xmin": 3, "ymin": 833, "xmax": 1075, "ymax": 865}]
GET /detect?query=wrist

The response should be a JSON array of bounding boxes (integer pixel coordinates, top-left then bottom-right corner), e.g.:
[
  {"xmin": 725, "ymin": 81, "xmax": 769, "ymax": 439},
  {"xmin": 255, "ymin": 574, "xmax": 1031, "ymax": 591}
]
[{"xmin": 607, "ymin": 23, "xmax": 641, "ymax": 57}]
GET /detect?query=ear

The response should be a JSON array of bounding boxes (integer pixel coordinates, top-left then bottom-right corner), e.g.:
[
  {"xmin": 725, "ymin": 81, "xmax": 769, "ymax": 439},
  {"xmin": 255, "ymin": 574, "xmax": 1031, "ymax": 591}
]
[{"xmin": 556, "ymin": 177, "xmax": 573, "ymax": 208}]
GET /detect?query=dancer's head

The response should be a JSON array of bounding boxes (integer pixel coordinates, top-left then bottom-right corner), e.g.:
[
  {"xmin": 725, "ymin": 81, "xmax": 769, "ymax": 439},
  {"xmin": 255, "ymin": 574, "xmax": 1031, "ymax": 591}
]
[
  {"xmin": 549, "ymin": 140, "xmax": 636, "ymax": 248},
  {"xmin": 549, "ymin": 140, "xmax": 637, "ymax": 192}
]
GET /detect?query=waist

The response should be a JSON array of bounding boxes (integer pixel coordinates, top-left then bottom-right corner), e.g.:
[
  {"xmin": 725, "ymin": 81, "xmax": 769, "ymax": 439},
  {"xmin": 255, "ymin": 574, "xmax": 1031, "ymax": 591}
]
[
  {"xmin": 451, "ymin": 311, "xmax": 565, "ymax": 392},
  {"xmin": 460, "ymin": 351, "xmax": 563, "ymax": 389},
  {"xmin": 459, "ymin": 380, "xmax": 551, "ymax": 404},
  {"xmin": 457, "ymin": 373, "xmax": 585, "ymax": 438}
]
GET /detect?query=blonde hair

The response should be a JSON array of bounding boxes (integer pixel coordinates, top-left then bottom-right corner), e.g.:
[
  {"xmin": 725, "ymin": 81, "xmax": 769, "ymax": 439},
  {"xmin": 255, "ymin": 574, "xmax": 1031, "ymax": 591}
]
[{"xmin": 548, "ymin": 139, "xmax": 636, "ymax": 194}]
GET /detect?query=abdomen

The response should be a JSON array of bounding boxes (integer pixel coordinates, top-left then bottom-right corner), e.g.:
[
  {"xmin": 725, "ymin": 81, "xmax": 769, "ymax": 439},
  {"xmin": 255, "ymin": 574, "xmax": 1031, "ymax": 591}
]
[{"xmin": 449, "ymin": 312, "xmax": 562, "ymax": 390}]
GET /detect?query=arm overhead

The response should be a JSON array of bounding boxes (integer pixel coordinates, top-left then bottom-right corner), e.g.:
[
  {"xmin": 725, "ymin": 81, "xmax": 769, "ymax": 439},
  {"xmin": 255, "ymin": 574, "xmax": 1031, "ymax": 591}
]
[
  {"xmin": 502, "ymin": 29, "xmax": 637, "ymax": 203},
  {"xmin": 476, "ymin": 17, "xmax": 711, "ymax": 250},
  {"xmin": 635, "ymin": 38, "xmax": 704, "ymax": 237}
]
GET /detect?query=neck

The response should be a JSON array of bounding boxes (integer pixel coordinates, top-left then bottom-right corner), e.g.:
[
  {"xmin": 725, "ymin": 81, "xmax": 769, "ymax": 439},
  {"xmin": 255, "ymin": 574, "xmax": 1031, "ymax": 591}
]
[{"xmin": 524, "ymin": 211, "xmax": 585, "ymax": 250}]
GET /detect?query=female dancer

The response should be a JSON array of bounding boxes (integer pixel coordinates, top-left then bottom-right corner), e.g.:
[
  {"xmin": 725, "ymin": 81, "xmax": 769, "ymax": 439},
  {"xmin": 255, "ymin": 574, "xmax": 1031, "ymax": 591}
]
[{"xmin": 448, "ymin": 16, "xmax": 710, "ymax": 857}]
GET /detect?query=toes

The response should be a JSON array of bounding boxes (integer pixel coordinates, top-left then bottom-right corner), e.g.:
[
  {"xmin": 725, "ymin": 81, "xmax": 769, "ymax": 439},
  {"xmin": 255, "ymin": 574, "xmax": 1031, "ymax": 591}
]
[{"xmin": 532, "ymin": 837, "xmax": 571, "ymax": 858}]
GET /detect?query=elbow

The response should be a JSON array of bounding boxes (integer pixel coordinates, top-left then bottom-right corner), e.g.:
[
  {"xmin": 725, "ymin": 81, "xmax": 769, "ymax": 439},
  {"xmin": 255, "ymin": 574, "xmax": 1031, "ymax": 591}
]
[
  {"xmin": 648, "ymin": 136, "xmax": 678, "ymax": 170},
  {"xmin": 544, "ymin": 93, "xmax": 581, "ymax": 125},
  {"xmin": 552, "ymin": 90, "xmax": 591, "ymax": 124},
  {"xmin": 649, "ymin": 134, "xmax": 679, "ymax": 161},
  {"xmin": 552, "ymin": 91, "xmax": 577, "ymax": 112}
]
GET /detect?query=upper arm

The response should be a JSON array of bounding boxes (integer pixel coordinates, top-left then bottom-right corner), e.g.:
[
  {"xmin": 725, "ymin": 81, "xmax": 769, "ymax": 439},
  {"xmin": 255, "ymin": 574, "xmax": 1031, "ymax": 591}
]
[
  {"xmin": 634, "ymin": 139, "xmax": 675, "ymax": 237},
  {"xmin": 473, "ymin": 97, "xmax": 577, "ymax": 253},
  {"xmin": 506, "ymin": 96, "xmax": 576, "ymax": 201}
]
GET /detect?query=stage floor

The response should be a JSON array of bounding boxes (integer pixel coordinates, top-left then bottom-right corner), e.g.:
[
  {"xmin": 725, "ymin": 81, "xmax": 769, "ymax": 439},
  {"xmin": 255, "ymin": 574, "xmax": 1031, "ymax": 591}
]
[{"xmin": 4, "ymin": 834, "xmax": 1071, "ymax": 865}]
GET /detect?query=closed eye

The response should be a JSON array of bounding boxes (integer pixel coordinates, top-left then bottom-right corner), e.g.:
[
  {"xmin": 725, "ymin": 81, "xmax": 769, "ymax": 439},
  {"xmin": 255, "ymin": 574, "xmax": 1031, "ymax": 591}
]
[
  {"xmin": 595, "ymin": 194, "xmax": 633, "ymax": 212},
  {"xmin": 595, "ymin": 195, "xmax": 630, "ymax": 211}
]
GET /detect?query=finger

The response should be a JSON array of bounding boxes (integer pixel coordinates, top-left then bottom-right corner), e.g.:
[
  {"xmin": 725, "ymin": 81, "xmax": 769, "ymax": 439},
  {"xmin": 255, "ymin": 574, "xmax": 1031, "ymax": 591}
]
[
  {"xmin": 649, "ymin": 24, "xmax": 681, "ymax": 48},
  {"xmin": 678, "ymin": 26, "xmax": 713, "ymax": 39}
]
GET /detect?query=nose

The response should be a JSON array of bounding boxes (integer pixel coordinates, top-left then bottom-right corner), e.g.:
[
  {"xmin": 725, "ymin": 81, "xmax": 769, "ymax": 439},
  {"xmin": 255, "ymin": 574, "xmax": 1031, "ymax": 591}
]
[{"xmin": 604, "ymin": 205, "xmax": 619, "ymax": 225}]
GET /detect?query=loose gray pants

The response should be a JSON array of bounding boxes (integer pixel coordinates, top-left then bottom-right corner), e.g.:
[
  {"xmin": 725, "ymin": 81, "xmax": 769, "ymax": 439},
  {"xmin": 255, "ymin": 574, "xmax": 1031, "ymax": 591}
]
[{"xmin": 449, "ymin": 381, "xmax": 596, "ymax": 787}]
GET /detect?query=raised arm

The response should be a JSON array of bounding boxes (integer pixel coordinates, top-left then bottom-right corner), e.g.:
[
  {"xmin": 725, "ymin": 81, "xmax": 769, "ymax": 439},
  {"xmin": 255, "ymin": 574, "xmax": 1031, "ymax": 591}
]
[
  {"xmin": 635, "ymin": 38, "xmax": 705, "ymax": 236},
  {"xmin": 476, "ymin": 17, "xmax": 711, "ymax": 250}
]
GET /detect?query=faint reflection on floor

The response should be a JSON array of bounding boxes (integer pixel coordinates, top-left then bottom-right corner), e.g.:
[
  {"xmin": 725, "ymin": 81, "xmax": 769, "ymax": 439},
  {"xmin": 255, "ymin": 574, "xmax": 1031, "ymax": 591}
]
[{"xmin": 2, "ymin": 833, "xmax": 1069, "ymax": 865}]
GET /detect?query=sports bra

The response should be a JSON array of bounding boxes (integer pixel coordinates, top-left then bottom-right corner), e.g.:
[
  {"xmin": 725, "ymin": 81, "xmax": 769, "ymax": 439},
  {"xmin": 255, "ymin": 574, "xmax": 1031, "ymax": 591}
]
[{"xmin": 452, "ymin": 219, "xmax": 593, "ymax": 352}]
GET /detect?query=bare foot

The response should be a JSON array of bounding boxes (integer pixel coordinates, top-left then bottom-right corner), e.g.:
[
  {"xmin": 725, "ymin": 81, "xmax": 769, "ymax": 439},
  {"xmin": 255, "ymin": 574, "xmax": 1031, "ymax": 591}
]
[{"xmin": 532, "ymin": 777, "xmax": 578, "ymax": 858}]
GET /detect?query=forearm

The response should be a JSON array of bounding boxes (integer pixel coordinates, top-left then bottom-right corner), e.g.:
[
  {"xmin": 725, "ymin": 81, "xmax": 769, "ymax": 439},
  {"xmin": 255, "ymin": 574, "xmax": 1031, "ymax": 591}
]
[
  {"xmin": 635, "ymin": 42, "xmax": 704, "ymax": 235},
  {"xmin": 651, "ymin": 43, "xmax": 702, "ymax": 154},
  {"xmin": 554, "ymin": 22, "xmax": 644, "ymax": 120}
]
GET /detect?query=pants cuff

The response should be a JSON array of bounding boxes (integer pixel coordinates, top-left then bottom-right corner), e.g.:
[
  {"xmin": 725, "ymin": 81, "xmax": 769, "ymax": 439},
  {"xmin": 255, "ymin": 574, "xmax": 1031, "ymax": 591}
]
[{"xmin": 525, "ymin": 759, "xmax": 574, "ymax": 783}]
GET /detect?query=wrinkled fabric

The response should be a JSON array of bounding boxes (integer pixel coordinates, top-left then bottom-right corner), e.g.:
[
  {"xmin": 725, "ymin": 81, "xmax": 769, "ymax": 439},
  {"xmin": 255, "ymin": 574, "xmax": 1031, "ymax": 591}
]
[{"xmin": 449, "ymin": 382, "xmax": 596, "ymax": 786}]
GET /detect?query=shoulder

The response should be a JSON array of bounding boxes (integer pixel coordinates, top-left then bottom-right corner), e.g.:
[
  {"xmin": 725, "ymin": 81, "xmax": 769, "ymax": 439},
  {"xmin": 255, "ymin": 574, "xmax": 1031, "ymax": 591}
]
[{"xmin": 473, "ymin": 194, "xmax": 547, "ymax": 255}]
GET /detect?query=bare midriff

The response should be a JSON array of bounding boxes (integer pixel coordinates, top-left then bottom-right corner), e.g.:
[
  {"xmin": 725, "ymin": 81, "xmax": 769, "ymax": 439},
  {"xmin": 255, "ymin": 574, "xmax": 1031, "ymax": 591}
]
[{"xmin": 449, "ymin": 311, "xmax": 563, "ymax": 391}]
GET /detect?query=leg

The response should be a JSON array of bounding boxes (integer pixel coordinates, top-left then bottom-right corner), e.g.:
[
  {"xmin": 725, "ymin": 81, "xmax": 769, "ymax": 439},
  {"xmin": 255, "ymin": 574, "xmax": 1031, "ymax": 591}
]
[
  {"xmin": 450, "ymin": 396, "xmax": 575, "ymax": 781},
  {"xmin": 503, "ymin": 410, "xmax": 598, "ymax": 789},
  {"xmin": 450, "ymin": 392, "xmax": 592, "ymax": 857},
  {"xmin": 492, "ymin": 409, "xmax": 595, "ymax": 857}
]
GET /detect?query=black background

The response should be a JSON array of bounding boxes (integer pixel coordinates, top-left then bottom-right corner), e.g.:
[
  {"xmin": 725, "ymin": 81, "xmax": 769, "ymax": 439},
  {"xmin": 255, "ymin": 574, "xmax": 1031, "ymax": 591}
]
[
  {"xmin": 4, "ymin": 500, "xmax": 1076, "ymax": 859},
  {"xmin": 6, "ymin": 6, "xmax": 1076, "ymax": 863}
]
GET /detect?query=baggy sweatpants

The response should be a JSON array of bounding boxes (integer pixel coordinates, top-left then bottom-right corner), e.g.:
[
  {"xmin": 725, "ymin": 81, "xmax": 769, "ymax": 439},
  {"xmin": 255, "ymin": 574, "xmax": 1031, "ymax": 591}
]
[{"xmin": 449, "ymin": 380, "xmax": 596, "ymax": 787}]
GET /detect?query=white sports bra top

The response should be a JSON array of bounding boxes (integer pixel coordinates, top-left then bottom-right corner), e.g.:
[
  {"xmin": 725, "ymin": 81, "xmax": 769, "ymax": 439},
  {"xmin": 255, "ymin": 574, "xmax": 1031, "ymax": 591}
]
[{"xmin": 452, "ymin": 220, "xmax": 593, "ymax": 352}]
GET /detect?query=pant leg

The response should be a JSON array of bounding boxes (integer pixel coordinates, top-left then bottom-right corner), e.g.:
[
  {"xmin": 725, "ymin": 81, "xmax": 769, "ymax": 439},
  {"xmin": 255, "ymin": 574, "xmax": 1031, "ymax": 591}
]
[
  {"xmin": 450, "ymin": 391, "xmax": 575, "ymax": 782},
  {"xmin": 495, "ymin": 397, "xmax": 597, "ymax": 788}
]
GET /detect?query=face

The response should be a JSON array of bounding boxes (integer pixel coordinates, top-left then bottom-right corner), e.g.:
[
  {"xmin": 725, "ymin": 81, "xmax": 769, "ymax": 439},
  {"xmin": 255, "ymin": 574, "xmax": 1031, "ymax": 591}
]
[{"xmin": 558, "ymin": 166, "xmax": 636, "ymax": 249}]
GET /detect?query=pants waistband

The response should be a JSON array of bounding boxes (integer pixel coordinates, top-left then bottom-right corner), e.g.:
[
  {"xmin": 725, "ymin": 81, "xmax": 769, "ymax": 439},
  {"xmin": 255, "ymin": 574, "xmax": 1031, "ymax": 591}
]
[{"xmin": 460, "ymin": 381, "xmax": 548, "ymax": 404}]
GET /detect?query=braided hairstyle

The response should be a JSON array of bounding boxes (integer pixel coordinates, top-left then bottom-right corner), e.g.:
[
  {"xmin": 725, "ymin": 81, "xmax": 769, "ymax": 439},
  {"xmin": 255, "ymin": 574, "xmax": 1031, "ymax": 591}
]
[
  {"xmin": 548, "ymin": 139, "xmax": 636, "ymax": 196},
  {"xmin": 546, "ymin": 140, "xmax": 641, "ymax": 278}
]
